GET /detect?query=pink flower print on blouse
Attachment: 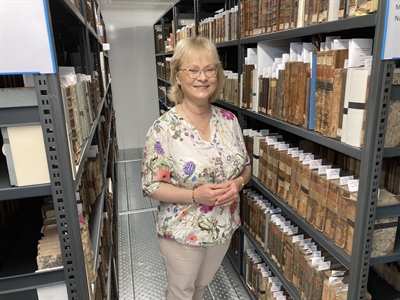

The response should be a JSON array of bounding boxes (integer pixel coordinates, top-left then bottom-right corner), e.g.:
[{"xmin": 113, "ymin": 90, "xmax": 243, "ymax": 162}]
[
  {"xmin": 199, "ymin": 204, "xmax": 214, "ymax": 214},
  {"xmin": 154, "ymin": 168, "xmax": 170, "ymax": 182},
  {"xmin": 220, "ymin": 109, "xmax": 235, "ymax": 120},
  {"xmin": 187, "ymin": 234, "xmax": 198, "ymax": 244},
  {"xmin": 179, "ymin": 208, "xmax": 189, "ymax": 217}
]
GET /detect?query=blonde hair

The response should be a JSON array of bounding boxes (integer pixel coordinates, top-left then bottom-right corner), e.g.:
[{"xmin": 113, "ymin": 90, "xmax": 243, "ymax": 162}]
[{"xmin": 168, "ymin": 36, "xmax": 225, "ymax": 103}]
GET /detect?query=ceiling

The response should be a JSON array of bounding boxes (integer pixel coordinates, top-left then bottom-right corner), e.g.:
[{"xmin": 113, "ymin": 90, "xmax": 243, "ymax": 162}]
[{"xmin": 98, "ymin": 0, "xmax": 178, "ymax": 11}]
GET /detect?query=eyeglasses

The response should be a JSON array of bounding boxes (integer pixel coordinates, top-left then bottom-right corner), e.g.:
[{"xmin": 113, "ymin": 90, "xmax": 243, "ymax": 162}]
[{"xmin": 177, "ymin": 67, "xmax": 217, "ymax": 79}]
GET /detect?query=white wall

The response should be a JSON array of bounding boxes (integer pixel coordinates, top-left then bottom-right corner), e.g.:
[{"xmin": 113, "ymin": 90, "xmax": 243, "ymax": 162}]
[{"xmin": 102, "ymin": 11, "xmax": 162, "ymax": 149}]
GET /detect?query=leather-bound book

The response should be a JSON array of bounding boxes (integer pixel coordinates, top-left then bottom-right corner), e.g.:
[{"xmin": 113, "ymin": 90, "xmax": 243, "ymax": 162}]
[
  {"xmin": 242, "ymin": 64, "xmax": 255, "ymax": 109},
  {"xmin": 258, "ymin": 75, "xmax": 264, "ymax": 113},
  {"xmin": 314, "ymin": 51, "xmax": 327, "ymax": 133},
  {"xmin": 295, "ymin": 62, "xmax": 310, "ymax": 126},
  {"xmin": 311, "ymin": 0, "xmax": 320, "ymax": 24},
  {"xmin": 275, "ymin": 68, "xmax": 285, "ymax": 119},
  {"xmin": 289, "ymin": 61, "xmax": 299, "ymax": 124},
  {"xmin": 324, "ymin": 178, "xmax": 341, "ymax": 240},
  {"xmin": 322, "ymin": 50, "xmax": 348, "ymax": 137},
  {"xmin": 277, "ymin": 149, "xmax": 289, "ymax": 201},
  {"xmin": 334, "ymin": 184, "xmax": 352, "ymax": 248},
  {"xmin": 298, "ymin": 163, "xmax": 312, "ymax": 218},
  {"xmin": 314, "ymin": 172, "xmax": 329, "ymax": 231},
  {"xmin": 262, "ymin": 76, "xmax": 270, "ymax": 114},
  {"xmin": 268, "ymin": 76, "xmax": 277, "ymax": 116},
  {"xmin": 283, "ymin": 61, "xmax": 293, "ymax": 122},
  {"xmin": 344, "ymin": 187, "xmax": 358, "ymax": 255},
  {"xmin": 288, "ymin": 155, "xmax": 302, "ymax": 211}
]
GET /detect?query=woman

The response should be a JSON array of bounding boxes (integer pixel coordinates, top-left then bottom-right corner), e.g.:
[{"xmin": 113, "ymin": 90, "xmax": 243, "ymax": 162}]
[{"xmin": 142, "ymin": 36, "xmax": 251, "ymax": 300}]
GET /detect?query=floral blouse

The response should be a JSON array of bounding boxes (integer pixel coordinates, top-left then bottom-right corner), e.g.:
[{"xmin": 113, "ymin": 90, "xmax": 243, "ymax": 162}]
[{"xmin": 141, "ymin": 105, "xmax": 250, "ymax": 246}]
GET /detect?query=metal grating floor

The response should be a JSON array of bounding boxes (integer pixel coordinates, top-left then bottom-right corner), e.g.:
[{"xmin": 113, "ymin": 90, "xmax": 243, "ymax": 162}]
[{"xmin": 117, "ymin": 149, "xmax": 251, "ymax": 300}]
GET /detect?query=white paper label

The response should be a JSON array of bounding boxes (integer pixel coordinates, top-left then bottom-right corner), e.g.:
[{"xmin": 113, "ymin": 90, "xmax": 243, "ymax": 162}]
[
  {"xmin": 288, "ymin": 147, "xmax": 298, "ymax": 155},
  {"xmin": 326, "ymin": 168, "xmax": 341, "ymax": 180},
  {"xmin": 309, "ymin": 159, "xmax": 323, "ymax": 169},
  {"xmin": 340, "ymin": 175, "xmax": 354, "ymax": 186},
  {"xmin": 318, "ymin": 165, "xmax": 332, "ymax": 175},
  {"xmin": 318, "ymin": 261, "xmax": 332, "ymax": 271},
  {"xmin": 311, "ymin": 257, "xmax": 325, "ymax": 265},
  {"xmin": 348, "ymin": 179, "xmax": 359, "ymax": 192},
  {"xmin": 292, "ymin": 234, "xmax": 304, "ymax": 243}
]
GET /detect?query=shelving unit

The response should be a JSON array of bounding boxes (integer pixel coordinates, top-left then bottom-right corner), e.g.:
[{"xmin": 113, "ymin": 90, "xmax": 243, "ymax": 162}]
[
  {"xmin": 0, "ymin": 0, "xmax": 118, "ymax": 299},
  {"xmin": 154, "ymin": 1, "xmax": 400, "ymax": 299}
]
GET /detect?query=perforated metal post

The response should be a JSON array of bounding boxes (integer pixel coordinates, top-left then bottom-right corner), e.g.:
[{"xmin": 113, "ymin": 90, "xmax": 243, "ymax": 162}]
[
  {"xmin": 347, "ymin": 0, "xmax": 395, "ymax": 298},
  {"xmin": 34, "ymin": 74, "xmax": 89, "ymax": 300}
]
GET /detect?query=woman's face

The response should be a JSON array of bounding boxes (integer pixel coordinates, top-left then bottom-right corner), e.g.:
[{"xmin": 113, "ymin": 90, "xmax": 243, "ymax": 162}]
[{"xmin": 176, "ymin": 51, "xmax": 217, "ymax": 104}]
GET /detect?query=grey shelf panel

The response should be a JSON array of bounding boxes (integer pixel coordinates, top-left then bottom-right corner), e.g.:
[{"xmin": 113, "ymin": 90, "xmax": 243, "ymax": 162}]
[
  {"xmin": 240, "ymin": 14, "xmax": 376, "ymax": 44},
  {"xmin": 0, "ymin": 88, "xmax": 37, "ymax": 109},
  {"xmin": 241, "ymin": 226, "xmax": 301, "ymax": 300},
  {"xmin": 376, "ymin": 203, "xmax": 400, "ymax": 219},
  {"xmin": 0, "ymin": 106, "xmax": 40, "ymax": 127},
  {"xmin": 216, "ymin": 40, "xmax": 239, "ymax": 48},
  {"xmin": 241, "ymin": 109, "xmax": 362, "ymax": 160},
  {"xmin": 226, "ymin": 247, "xmax": 240, "ymax": 273},
  {"xmin": 0, "ymin": 268, "xmax": 65, "ymax": 294},
  {"xmin": 250, "ymin": 176, "xmax": 351, "ymax": 269},
  {"xmin": 215, "ymin": 99, "xmax": 241, "ymax": 112},
  {"xmin": 391, "ymin": 85, "xmax": 400, "ymax": 100},
  {"xmin": 383, "ymin": 147, "xmax": 400, "ymax": 158}
]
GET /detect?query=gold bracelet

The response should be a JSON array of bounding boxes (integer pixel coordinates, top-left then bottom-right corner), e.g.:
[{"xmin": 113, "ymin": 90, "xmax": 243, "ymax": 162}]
[
  {"xmin": 192, "ymin": 188, "xmax": 196, "ymax": 203},
  {"xmin": 238, "ymin": 176, "xmax": 245, "ymax": 190}
]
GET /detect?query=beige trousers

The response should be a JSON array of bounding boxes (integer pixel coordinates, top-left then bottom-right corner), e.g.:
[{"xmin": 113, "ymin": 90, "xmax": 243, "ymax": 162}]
[{"xmin": 158, "ymin": 235, "xmax": 231, "ymax": 300}]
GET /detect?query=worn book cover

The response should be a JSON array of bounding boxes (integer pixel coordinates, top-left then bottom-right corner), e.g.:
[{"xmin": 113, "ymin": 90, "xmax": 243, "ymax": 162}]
[
  {"xmin": 268, "ymin": 77, "xmax": 277, "ymax": 116},
  {"xmin": 322, "ymin": 50, "xmax": 348, "ymax": 137},
  {"xmin": 275, "ymin": 68, "xmax": 285, "ymax": 119},
  {"xmin": 314, "ymin": 51, "xmax": 327, "ymax": 133},
  {"xmin": 283, "ymin": 61, "xmax": 292, "ymax": 121},
  {"xmin": 324, "ymin": 178, "xmax": 341, "ymax": 239},
  {"xmin": 289, "ymin": 62, "xmax": 300, "ymax": 124},
  {"xmin": 298, "ymin": 164, "xmax": 312, "ymax": 218}
]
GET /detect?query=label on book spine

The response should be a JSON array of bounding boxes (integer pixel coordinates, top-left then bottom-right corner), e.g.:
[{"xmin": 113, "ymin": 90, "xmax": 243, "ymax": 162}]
[
  {"xmin": 340, "ymin": 175, "xmax": 354, "ymax": 185},
  {"xmin": 326, "ymin": 168, "xmax": 341, "ymax": 180},
  {"xmin": 348, "ymin": 179, "xmax": 359, "ymax": 192}
]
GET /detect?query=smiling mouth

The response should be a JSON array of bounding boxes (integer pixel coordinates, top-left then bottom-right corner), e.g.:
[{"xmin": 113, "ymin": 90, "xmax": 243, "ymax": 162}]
[{"xmin": 194, "ymin": 85, "xmax": 209, "ymax": 89}]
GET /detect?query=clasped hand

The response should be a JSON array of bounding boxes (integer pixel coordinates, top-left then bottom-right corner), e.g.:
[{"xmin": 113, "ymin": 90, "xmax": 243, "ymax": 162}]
[{"xmin": 194, "ymin": 179, "xmax": 241, "ymax": 207}]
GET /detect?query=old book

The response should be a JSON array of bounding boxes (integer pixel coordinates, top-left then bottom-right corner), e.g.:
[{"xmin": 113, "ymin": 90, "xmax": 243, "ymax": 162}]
[
  {"xmin": 296, "ymin": 62, "xmax": 310, "ymax": 126},
  {"xmin": 268, "ymin": 76, "xmax": 277, "ymax": 116},
  {"xmin": 298, "ymin": 164, "xmax": 312, "ymax": 218},
  {"xmin": 288, "ymin": 62, "xmax": 299, "ymax": 124},
  {"xmin": 327, "ymin": 68, "xmax": 344, "ymax": 138},
  {"xmin": 277, "ymin": 149, "xmax": 289, "ymax": 201},
  {"xmin": 314, "ymin": 51, "xmax": 327, "ymax": 133},
  {"xmin": 287, "ymin": 155, "xmax": 302, "ymax": 211},
  {"xmin": 343, "ymin": 186, "xmax": 358, "ymax": 255},
  {"xmin": 242, "ymin": 64, "xmax": 255, "ymax": 109},
  {"xmin": 318, "ymin": 0, "xmax": 329, "ymax": 23},
  {"xmin": 321, "ymin": 50, "xmax": 349, "ymax": 137},
  {"xmin": 279, "ymin": 0, "xmax": 286, "ymax": 30},
  {"xmin": 262, "ymin": 77, "xmax": 270, "ymax": 114},
  {"xmin": 384, "ymin": 100, "xmax": 400, "ymax": 147},
  {"xmin": 275, "ymin": 68, "xmax": 285, "ymax": 119},
  {"xmin": 270, "ymin": 0, "xmax": 279, "ymax": 32},
  {"xmin": 282, "ymin": 61, "xmax": 292, "ymax": 121},
  {"xmin": 258, "ymin": 75, "xmax": 264, "ymax": 113},
  {"xmin": 311, "ymin": 0, "xmax": 320, "ymax": 24},
  {"xmin": 324, "ymin": 178, "xmax": 341, "ymax": 239}
]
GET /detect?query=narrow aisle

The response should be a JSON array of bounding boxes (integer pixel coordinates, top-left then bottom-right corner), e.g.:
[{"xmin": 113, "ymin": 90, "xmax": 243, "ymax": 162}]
[{"xmin": 117, "ymin": 149, "xmax": 251, "ymax": 300}]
